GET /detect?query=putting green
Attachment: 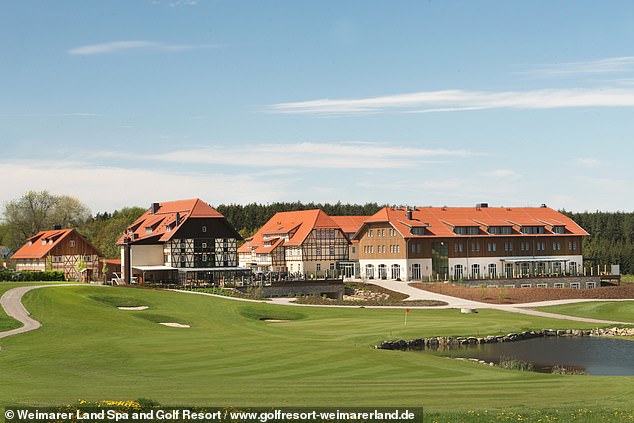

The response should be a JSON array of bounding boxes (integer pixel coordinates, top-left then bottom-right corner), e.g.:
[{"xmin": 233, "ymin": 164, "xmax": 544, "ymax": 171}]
[{"xmin": 0, "ymin": 285, "xmax": 633, "ymax": 412}]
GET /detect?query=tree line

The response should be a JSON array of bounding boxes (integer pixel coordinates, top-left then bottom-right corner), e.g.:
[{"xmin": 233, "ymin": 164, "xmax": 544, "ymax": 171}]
[{"xmin": 2, "ymin": 191, "xmax": 634, "ymax": 274}]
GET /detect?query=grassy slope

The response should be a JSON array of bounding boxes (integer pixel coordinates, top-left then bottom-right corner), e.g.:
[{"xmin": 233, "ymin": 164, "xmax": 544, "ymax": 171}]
[
  {"xmin": 537, "ymin": 301, "xmax": 634, "ymax": 322},
  {"xmin": 0, "ymin": 286, "xmax": 633, "ymax": 411}
]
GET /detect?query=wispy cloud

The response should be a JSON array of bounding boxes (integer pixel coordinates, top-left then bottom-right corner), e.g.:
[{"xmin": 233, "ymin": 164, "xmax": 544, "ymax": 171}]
[
  {"xmin": 268, "ymin": 88, "xmax": 634, "ymax": 115},
  {"xmin": 0, "ymin": 160, "xmax": 288, "ymax": 212},
  {"xmin": 136, "ymin": 142, "xmax": 476, "ymax": 169},
  {"xmin": 68, "ymin": 40, "xmax": 216, "ymax": 56},
  {"xmin": 575, "ymin": 158, "xmax": 602, "ymax": 168},
  {"xmin": 522, "ymin": 56, "xmax": 634, "ymax": 78}
]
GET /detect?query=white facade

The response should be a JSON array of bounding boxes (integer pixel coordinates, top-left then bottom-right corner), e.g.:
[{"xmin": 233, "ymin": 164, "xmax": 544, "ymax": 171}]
[{"xmin": 448, "ymin": 255, "xmax": 584, "ymax": 280}]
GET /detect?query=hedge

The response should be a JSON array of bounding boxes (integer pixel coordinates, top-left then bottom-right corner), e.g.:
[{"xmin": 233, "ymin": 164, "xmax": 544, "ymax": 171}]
[{"xmin": 0, "ymin": 270, "xmax": 65, "ymax": 282}]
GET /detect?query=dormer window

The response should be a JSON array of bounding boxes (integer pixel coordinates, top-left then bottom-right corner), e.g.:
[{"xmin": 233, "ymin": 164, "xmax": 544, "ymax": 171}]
[
  {"xmin": 552, "ymin": 226, "xmax": 565, "ymax": 234},
  {"xmin": 489, "ymin": 226, "xmax": 512, "ymax": 235},
  {"xmin": 454, "ymin": 226, "xmax": 479, "ymax": 235},
  {"xmin": 410, "ymin": 227, "xmax": 426, "ymax": 235},
  {"xmin": 520, "ymin": 226, "xmax": 545, "ymax": 234},
  {"xmin": 145, "ymin": 227, "xmax": 152, "ymax": 234},
  {"xmin": 202, "ymin": 226, "xmax": 207, "ymax": 233},
  {"xmin": 41, "ymin": 240, "xmax": 47, "ymax": 245}
]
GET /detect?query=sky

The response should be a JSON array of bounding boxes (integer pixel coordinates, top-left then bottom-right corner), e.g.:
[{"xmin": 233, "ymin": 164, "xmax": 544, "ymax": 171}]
[{"xmin": 2, "ymin": 0, "xmax": 634, "ymax": 214}]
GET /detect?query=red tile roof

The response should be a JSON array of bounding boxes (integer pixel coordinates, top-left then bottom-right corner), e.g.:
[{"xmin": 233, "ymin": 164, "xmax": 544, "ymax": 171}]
[
  {"xmin": 118, "ymin": 198, "xmax": 225, "ymax": 245},
  {"xmin": 356, "ymin": 206, "xmax": 588, "ymax": 239},
  {"xmin": 12, "ymin": 229, "xmax": 75, "ymax": 259},
  {"xmin": 238, "ymin": 209, "xmax": 344, "ymax": 254},
  {"xmin": 331, "ymin": 216, "xmax": 368, "ymax": 234}
]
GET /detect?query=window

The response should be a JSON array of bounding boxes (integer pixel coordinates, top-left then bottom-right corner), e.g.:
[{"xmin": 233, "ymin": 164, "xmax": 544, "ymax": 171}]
[
  {"xmin": 454, "ymin": 264, "xmax": 462, "ymax": 280},
  {"xmin": 521, "ymin": 226, "xmax": 545, "ymax": 234},
  {"xmin": 471, "ymin": 264, "xmax": 480, "ymax": 278},
  {"xmin": 570, "ymin": 282, "xmax": 580, "ymax": 289},
  {"xmin": 488, "ymin": 263, "xmax": 497, "ymax": 278},
  {"xmin": 202, "ymin": 226, "xmax": 207, "ymax": 233},
  {"xmin": 455, "ymin": 226, "xmax": 479, "ymax": 235},
  {"xmin": 368, "ymin": 229, "xmax": 373, "ymax": 237},
  {"xmin": 330, "ymin": 262, "xmax": 335, "ymax": 271},
  {"xmin": 42, "ymin": 240, "xmax": 47, "ymax": 245},
  {"xmin": 553, "ymin": 262, "xmax": 562, "ymax": 274},
  {"xmin": 554, "ymin": 283, "xmax": 564, "ymax": 288},
  {"xmin": 454, "ymin": 242, "xmax": 464, "ymax": 253},
  {"xmin": 552, "ymin": 226, "xmax": 565, "ymax": 234},
  {"xmin": 520, "ymin": 283, "xmax": 532, "ymax": 288},
  {"xmin": 505, "ymin": 263, "xmax": 514, "ymax": 277},
  {"xmin": 489, "ymin": 226, "xmax": 512, "ymax": 235},
  {"xmin": 397, "ymin": 245, "xmax": 400, "ymax": 253},
  {"xmin": 487, "ymin": 242, "xmax": 496, "ymax": 252},
  {"xmin": 586, "ymin": 282, "xmax": 596, "ymax": 289},
  {"xmin": 316, "ymin": 263, "xmax": 321, "ymax": 271},
  {"xmin": 569, "ymin": 262, "xmax": 578, "ymax": 275},
  {"xmin": 391, "ymin": 264, "xmax": 401, "ymax": 280},
  {"xmin": 411, "ymin": 227, "xmax": 426, "ymax": 235},
  {"xmin": 536, "ymin": 283, "xmax": 547, "ymax": 288},
  {"xmin": 471, "ymin": 242, "xmax": 480, "ymax": 252},
  {"xmin": 69, "ymin": 240, "xmax": 75, "ymax": 248},
  {"xmin": 381, "ymin": 229, "xmax": 385, "ymax": 237},
  {"xmin": 351, "ymin": 247, "xmax": 355, "ymax": 253},
  {"xmin": 316, "ymin": 247, "xmax": 322, "ymax": 256},
  {"xmin": 145, "ymin": 227, "xmax": 152, "ymax": 234},
  {"xmin": 329, "ymin": 246, "xmax": 334, "ymax": 256},
  {"xmin": 366, "ymin": 264, "xmax": 374, "ymax": 278},
  {"xmin": 412, "ymin": 263, "xmax": 421, "ymax": 280},
  {"xmin": 378, "ymin": 264, "xmax": 387, "ymax": 279},
  {"xmin": 504, "ymin": 242, "xmax": 513, "ymax": 252}
]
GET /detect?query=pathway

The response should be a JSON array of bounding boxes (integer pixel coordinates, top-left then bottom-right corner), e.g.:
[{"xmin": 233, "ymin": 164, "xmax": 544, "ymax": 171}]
[
  {"xmin": 0, "ymin": 284, "xmax": 81, "ymax": 341},
  {"xmin": 364, "ymin": 279, "xmax": 633, "ymax": 325}
]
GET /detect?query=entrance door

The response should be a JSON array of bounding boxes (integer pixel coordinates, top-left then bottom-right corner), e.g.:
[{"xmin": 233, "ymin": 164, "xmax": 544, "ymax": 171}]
[{"xmin": 431, "ymin": 242, "xmax": 449, "ymax": 279}]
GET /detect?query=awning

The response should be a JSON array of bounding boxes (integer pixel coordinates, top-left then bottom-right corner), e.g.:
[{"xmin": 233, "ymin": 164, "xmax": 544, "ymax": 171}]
[
  {"xmin": 132, "ymin": 265, "xmax": 177, "ymax": 271},
  {"xmin": 500, "ymin": 257, "xmax": 569, "ymax": 263}
]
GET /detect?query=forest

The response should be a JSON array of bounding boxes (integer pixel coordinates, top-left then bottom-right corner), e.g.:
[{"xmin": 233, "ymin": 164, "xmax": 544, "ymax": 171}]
[{"xmin": 1, "ymin": 192, "xmax": 633, "ymax": 274}]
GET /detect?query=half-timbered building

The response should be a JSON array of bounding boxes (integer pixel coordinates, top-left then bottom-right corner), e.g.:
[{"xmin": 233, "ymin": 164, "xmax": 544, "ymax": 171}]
[
  {"xmin": 11, "ymin": 228, "xmax": 101, "ymax": 281},
  {"xmin": 354, "ymin": 204, "xmax": 588, "ymax": 283},
  {"xmin": 238, "ymin": 210, "xmax": 351, "ymax": 277},
  {"xmin": 118, "ymin": 198, "xmax": 246, "ymax": 285}
]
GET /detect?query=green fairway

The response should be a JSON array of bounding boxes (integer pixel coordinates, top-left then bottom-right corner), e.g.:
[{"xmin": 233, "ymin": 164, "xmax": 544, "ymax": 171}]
[
  {"xmin": 1, "ymin": 285, "xmax": 634, "ymax": 413},
  {"xmin": 537, "ymin": 301, "xmax": 634, "ymax": 323}
]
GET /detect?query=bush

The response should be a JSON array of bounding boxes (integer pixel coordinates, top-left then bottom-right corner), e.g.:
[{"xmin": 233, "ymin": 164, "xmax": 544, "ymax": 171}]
[{"xmin": 0, "ymin": 270, "xmax": 65, "ymax": 281}]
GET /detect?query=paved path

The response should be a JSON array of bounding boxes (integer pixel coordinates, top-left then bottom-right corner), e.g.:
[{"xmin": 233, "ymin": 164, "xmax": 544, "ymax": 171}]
[
  {"xmin": 363, "ymin": 279, "xmax": 633, "ymax": 325},
  {"xmin": 0, "ymin": 284, "xmax": 81, "ymax": 341}
]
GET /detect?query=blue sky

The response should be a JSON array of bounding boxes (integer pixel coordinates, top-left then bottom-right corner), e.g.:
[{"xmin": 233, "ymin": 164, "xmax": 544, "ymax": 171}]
[{"xmin": 2, "ymin": 1, "xmax": 634, "ymax": 213}]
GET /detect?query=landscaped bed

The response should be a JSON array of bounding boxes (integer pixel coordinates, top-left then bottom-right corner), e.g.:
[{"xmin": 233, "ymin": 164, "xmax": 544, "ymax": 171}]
[
  {"xmin": 294, "ymin": 282, "xmax": 447, "ymax": 306},
  {"xmin": 412, "ymin": 282, "xmax": 634, "ymax": 304}
]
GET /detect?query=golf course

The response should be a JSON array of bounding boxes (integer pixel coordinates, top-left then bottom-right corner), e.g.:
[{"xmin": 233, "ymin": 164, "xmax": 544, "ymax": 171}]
[{"xmin": 1, "ymin": 282, "xmax": 634, "ymax": 421}]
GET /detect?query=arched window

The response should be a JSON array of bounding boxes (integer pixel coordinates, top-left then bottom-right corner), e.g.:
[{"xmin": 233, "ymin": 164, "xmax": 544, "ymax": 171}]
[
  {"xmin": 378, "ymin": 264, "xmax": 387, "ymax": 279},
  {"xmin": 454, "ymin": 264, "xmax": 463, "ymax": 280},
  {"xmin": 471, "ymin": 264, "xmax": 480, "ymax": 279},
  {"xmin": 411, "ymin": 263, "xmax": 421, "ymax": 280},
  {"xmin": 569, "ymin": 262, "xmax": 577, "ymax": 276},
  {"xmin": 391, "ymin": 264, "xmax": 401, "ymax": 280},
  {"xmin": 505, "ymin": 263, "xmax": 514, "ymax": 278},
  {"xmin": 365, "ymin": 264, "xmax": 374, "ymax": 279},
  {"xmin": 488, "ymin": 263, "xmax": 497, "ymax": 278}
]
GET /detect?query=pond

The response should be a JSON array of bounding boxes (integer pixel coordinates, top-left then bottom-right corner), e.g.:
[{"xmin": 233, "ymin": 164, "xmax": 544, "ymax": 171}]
[{"xmin": 430, "ymin": 336, "xmax": 634, "ymax": 376}]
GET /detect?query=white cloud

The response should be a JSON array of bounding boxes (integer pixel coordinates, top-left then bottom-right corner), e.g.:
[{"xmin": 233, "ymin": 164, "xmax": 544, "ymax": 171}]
[
  {"xmin": 268, "ymin": 88, "xmax": 634, "ymax": 115},
  {"xmin": 68, "ymin": 40, "xmax": 215, "ymax": 56},
  {"xmin": 575, "ymin": 158, "xmax": 602, "ymax": 168},
  {"xmin": 0, "ymin": 160, "xmax": 288, "ymax": 213},
  {"xmin": 523, "ymin": 56, "xmax": 634, "ymax": 78},
  {"xmin": 141, "ymin": 142, "xmax": 476, "ymax": 169}
]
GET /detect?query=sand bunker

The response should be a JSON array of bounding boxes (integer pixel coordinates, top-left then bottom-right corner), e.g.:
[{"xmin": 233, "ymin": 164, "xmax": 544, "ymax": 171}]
[
  {"xmin": 117, "ymin": 306, "xmax": 149, "ymax": 311},
  {"xmin": 261, "ymin": 319, "xmax": 289, "ymax": 323},
  {"xmin": 159, "ymin": 322, "xmax": 190, "ymax": 328}
]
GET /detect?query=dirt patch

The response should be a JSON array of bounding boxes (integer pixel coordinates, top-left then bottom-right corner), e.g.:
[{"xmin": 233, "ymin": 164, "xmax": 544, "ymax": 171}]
[
  {"xmin": 412, "ymin": 283, "xmax": 634, "ymax": 304},
  {"xmin": 117, "ymin": 306, "xmax": 149, "ymax": 311},
  {"xmin": 159, "ymin": 322, "xmax": 190, "ymax": 328}
]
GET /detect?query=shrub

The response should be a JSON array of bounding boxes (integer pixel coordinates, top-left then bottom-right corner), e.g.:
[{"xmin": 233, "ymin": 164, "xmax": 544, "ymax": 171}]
[{"xmin": 0, "ymin": 270, "xmax": 65, "ymax": 281}]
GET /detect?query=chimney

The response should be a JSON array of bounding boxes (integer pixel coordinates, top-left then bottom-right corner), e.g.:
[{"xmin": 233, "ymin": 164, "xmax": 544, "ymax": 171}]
[
  {"xmin": 123, "ymin": 236, "xmax": 132, "ymax": 285},
  {"xmin": 151, "ymin": 202, "xmax": 160, "ymax": 214},
  {"xmin": 406, "ymin": 207, "xmax": 413, "ymax": 220},
  {"xmin": 476, "ymin": 203, "xmax": 489, "ymax": 209}
]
